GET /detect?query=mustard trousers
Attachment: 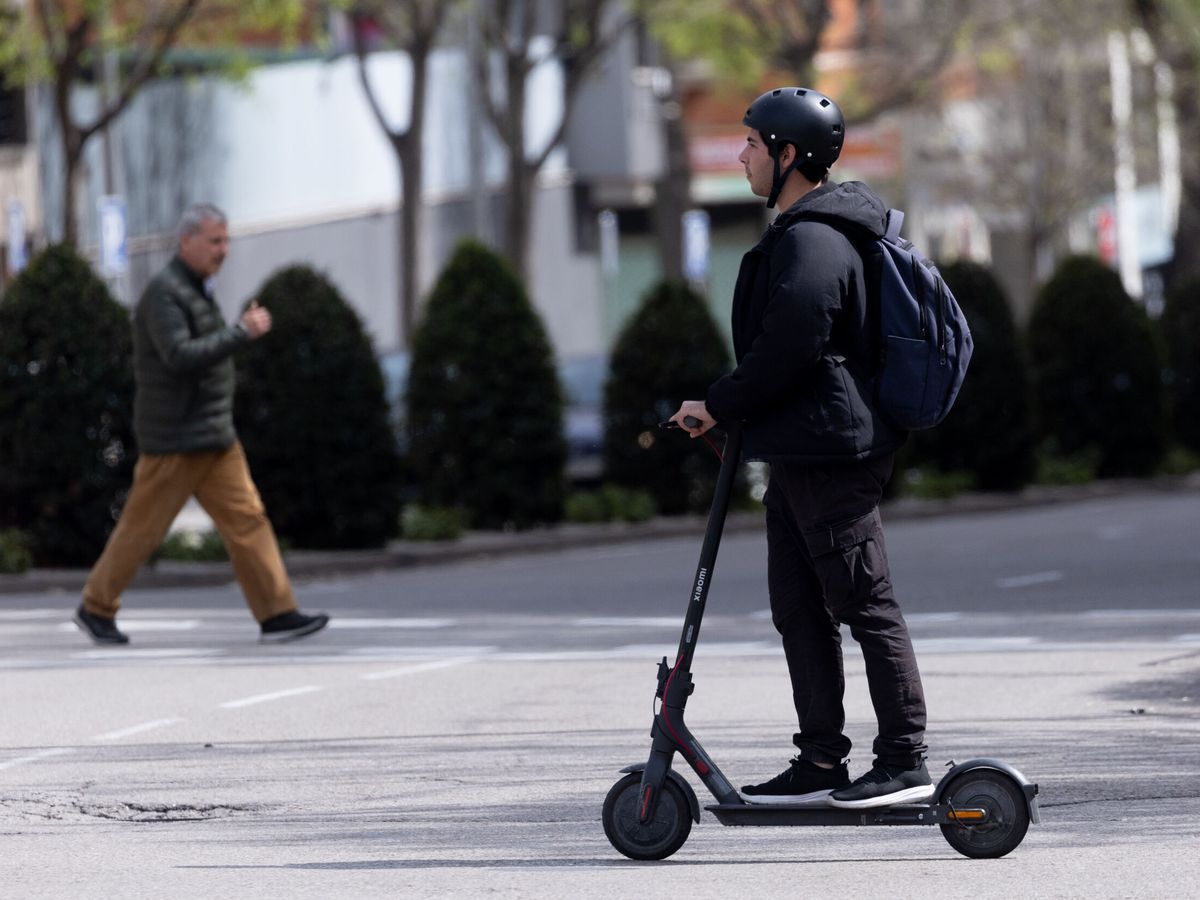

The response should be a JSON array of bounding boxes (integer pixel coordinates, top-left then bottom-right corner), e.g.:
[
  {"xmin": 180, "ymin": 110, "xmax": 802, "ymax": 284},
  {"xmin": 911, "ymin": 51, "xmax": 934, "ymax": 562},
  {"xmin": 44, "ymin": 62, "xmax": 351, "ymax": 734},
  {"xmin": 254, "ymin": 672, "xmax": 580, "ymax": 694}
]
[{"xmin": 82, "ymin": 441, "xmax": 296, "ymax": 623}]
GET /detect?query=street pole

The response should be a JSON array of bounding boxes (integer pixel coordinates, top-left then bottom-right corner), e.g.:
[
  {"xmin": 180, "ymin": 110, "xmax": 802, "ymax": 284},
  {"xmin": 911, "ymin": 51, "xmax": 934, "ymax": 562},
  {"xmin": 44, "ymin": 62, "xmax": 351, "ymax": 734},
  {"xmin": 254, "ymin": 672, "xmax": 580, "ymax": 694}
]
[
  {"xmin": 467, "ymin": 10, "xmax": 490, "ymax": 246},
  {"xmin": 99, "ymin": 0, "xmax": 129, "ymax": 304},
  {"xmin": 1107, "ymin": 30, "xmax": 1142, "ymax": 300}
]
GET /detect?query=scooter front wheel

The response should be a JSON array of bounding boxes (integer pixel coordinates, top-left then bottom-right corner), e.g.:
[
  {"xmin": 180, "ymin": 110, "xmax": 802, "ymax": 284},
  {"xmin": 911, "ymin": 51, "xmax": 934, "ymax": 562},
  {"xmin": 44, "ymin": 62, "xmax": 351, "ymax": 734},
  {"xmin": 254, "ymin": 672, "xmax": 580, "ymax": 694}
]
[
  {"xmin": 939, "ymin": 768, "xmax": 1030, "ymax": 859},
  {"xmin": 603, "ymin": 772, "xmax": 692, "ymax": 860}
]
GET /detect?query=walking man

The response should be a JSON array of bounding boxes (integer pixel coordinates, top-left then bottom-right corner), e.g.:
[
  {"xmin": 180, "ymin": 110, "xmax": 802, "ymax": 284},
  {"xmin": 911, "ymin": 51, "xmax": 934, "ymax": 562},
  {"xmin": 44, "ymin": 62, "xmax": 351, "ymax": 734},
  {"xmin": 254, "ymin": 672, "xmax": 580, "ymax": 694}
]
[
  {"xmin": 671, "ymin": 88, "xmax": 931, "ymax": 809},
  {"xmin": 75, "ymin": 203, "xmax": 329, "ymax": 645}
]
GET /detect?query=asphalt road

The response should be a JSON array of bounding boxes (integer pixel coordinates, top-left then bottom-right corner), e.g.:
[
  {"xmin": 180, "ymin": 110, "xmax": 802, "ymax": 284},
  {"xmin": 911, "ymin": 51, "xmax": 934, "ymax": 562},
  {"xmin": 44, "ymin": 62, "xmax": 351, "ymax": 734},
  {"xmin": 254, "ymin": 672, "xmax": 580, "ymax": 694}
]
[{"xmin": 1, "ymin": 491, "xmax": 1197, "ymax": 898}]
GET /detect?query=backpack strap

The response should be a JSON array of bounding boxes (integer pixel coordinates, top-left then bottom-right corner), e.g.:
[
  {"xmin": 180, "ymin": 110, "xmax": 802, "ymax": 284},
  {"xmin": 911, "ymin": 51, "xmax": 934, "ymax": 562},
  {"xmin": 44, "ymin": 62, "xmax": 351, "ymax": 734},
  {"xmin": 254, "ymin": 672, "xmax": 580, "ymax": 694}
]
[{"xmin": 884, "ymin": 208, "xmax": 904, "ymax": 243}]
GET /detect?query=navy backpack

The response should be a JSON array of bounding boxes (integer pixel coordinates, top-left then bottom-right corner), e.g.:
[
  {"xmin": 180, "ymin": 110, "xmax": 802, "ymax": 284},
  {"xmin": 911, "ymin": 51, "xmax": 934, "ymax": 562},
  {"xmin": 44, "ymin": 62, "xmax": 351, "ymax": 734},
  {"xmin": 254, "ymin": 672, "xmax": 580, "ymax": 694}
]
[
  {"xmin": 847, "ymin": 208, "xmax": 974, "ymax": 431},
  {"xmin": 872, "ymin": 209, "xmax": 973, "ymax": 430}
]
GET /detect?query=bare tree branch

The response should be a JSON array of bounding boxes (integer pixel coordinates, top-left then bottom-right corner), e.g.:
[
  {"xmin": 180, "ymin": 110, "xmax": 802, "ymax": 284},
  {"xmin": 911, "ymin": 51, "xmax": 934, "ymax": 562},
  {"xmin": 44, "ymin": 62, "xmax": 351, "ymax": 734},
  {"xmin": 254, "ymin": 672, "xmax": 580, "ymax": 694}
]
[{"xmin": 80, "ymin": 0, "xmax": 204, "ymax": 144}]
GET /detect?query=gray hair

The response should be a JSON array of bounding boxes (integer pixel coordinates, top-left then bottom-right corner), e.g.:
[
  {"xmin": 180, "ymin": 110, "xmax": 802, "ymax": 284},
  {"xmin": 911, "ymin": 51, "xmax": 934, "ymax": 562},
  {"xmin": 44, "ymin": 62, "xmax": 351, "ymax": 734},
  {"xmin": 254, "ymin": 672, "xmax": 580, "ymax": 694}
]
[{"xmin": 178, "ymin": 203, "xmax": 227, "ymax": 240}]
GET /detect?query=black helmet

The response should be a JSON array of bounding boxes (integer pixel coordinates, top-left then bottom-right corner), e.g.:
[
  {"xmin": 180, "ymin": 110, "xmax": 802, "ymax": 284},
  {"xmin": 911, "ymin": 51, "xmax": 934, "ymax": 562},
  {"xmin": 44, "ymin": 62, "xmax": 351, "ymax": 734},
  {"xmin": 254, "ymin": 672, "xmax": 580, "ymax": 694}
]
[{"xmin": 743, "ymin": 87, "xmax": 844, "ymax": 207}]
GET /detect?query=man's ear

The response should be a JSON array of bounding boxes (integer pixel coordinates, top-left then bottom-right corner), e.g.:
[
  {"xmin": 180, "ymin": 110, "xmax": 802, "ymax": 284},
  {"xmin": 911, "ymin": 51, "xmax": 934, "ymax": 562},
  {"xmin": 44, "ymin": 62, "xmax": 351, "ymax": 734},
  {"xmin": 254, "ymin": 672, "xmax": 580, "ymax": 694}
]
[{"xmin": 777, "ymin": 142, "xmax": 796, "ymax": 167}]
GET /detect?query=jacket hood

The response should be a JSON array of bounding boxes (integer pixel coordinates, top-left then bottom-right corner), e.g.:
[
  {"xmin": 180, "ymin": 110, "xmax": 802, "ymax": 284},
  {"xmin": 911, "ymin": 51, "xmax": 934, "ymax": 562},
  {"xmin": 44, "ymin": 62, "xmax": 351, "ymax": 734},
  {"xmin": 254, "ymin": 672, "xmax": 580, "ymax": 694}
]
[{"xmin": 773, "ymin": 180, "xmax": 888, "ymax": 238}]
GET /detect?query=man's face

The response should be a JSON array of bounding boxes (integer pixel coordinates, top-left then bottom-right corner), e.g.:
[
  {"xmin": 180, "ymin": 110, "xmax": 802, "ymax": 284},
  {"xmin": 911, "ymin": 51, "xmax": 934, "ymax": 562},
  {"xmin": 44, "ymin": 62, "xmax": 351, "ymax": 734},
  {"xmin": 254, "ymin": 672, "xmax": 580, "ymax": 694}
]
[
  {"xmin": 738, "ymin": 128, "xmax": 775, "ymax": 199},
  {"xmin": 179, "ymin": 217, "xmax": 230, "ymax": 278}
]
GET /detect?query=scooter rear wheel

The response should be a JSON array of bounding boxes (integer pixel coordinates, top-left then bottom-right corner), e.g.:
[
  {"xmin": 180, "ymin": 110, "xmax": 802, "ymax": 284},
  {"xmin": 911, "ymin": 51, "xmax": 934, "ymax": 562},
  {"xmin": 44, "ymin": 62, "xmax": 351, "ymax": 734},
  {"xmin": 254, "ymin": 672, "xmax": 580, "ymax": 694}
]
[
  {"xmin": 603, "ymin": 772, "xmax": 692, "ymax": 860},
  {"xmin": 939, "ymin": 768, "xmax": 1030, "ymax": 859}
]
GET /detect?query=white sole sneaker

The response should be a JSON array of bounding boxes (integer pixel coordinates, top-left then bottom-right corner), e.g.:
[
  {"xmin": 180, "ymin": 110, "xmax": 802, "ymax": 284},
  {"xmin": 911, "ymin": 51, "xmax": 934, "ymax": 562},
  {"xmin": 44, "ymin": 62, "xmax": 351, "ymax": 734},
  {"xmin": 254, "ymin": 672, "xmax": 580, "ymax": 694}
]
[
  {"xmin": 740, "ymin": 788, "xmax": 838, "ymax": 806},
  {"xmin": 258, "ymin": 614, "xmax": 330, "ymax": 644},
  {"xmin": 827, "ymin": 784, "xmax": 935, "ymax": 809}
]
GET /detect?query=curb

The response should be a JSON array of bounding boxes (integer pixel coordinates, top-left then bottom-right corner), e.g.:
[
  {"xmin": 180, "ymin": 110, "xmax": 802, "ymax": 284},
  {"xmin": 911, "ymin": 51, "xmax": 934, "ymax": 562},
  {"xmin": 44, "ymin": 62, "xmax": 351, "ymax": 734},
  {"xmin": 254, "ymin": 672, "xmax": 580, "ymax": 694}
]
[{"xmin": 3, "ymin": 474, "xmax": 1198, "ymax": 597}]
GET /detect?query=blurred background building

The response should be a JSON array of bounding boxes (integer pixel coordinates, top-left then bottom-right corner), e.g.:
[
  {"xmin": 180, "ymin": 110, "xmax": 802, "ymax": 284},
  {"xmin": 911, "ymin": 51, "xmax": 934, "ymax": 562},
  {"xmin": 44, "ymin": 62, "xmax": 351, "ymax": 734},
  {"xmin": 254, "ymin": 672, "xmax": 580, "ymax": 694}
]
[{"xmin": 0, "ymin": 0, "xmax": 1185, "ymax": 355}]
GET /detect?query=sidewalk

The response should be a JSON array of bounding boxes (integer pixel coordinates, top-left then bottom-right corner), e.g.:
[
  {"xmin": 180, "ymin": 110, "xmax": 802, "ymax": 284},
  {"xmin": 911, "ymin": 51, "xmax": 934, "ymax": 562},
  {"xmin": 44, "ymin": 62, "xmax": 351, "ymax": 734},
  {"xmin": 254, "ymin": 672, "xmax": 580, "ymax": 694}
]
[{"xmin": 3, "ymin": 473, "xmax": 1198, "ymax": 596}]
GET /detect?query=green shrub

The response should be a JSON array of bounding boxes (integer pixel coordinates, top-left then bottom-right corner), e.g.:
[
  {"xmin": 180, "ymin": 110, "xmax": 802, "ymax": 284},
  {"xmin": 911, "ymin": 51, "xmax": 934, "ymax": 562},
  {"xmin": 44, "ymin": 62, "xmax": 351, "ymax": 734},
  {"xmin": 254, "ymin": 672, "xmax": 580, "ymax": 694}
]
[
  {"xmin": 234, "ymin": 265, "xmax": 401, "ymax": 549},
  {"xmin": 911, "ymin": 261, "xmax": 1036, "ymax": 491},
  {"xmin": 601, "ymin": 484, "xmax": 657, "ymax": 521},
  {"xmin": 564, "ymin": 490, "xmax": 609, "ymax": 523},
  {"xmin": 1028, "ymin": 256, "xmax": 1167, "ymax": 477},
  {"xmin": 603, "ymin": 280, "xmax": 732, "ymax": 514},
  {"xmin": 1160, "ymin": 444, "xmax": 1200, "ymax": 476},
  {"xmin": 900, "ymin": 467, "xmax": 977, "ymax": 500},
  {"xmin": 152, "ymin": 529, "xmax": 229, "ymax": 563},
  {"xmin": 0, "ymin": 528, "xmax": 33, "ymax": 574},
  {"xmin": 400, "ymin": 505, "xmax": 465, "ymax": 541},
  {"xmin": 564, "ymin": 484, "xmax": 658, "ymax": 523},
  {"xmin": 0, "ymin": 245, "xmax": 135, "ymax": 566},
  {"xmin": 1161, "ymin": 277, "xmax": 1200, "ymax": 453},
  {"xmin": 406, "ymin": 240, "xmax": 566, "ymax": 529},
  {"xmin": 1035, "ymin": 444, "xmax": 1101, "ymax": 485}
]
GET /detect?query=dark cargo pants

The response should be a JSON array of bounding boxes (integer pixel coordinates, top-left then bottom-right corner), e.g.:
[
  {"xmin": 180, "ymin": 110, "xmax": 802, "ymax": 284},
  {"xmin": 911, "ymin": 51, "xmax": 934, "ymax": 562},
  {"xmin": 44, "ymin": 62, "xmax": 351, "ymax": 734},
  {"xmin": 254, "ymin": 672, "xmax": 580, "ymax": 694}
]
[{"xmin": 764, "ymin": 454, "xmax": 927, "ymax": 768}]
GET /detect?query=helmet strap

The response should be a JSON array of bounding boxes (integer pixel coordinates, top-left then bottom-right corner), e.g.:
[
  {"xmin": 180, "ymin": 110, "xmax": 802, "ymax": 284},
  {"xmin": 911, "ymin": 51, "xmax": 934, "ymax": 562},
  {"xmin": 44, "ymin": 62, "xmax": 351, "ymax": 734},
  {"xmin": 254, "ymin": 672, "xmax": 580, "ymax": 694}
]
[{"xmin": 766, "ymin": 143, "xmax": 801, "ymax": 209}]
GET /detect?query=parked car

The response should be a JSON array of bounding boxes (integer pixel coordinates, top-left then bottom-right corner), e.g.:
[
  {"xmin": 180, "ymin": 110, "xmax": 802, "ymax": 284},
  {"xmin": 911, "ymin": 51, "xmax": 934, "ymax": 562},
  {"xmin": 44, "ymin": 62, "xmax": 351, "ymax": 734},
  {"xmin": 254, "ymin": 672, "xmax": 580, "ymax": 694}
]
[
  {"xmin": 379, "ymin": 350, "xmax": 606, "ymax": 484},
  {"xmin": 559, "ymin": 353, "xmax": 606, "ymax": 484}
]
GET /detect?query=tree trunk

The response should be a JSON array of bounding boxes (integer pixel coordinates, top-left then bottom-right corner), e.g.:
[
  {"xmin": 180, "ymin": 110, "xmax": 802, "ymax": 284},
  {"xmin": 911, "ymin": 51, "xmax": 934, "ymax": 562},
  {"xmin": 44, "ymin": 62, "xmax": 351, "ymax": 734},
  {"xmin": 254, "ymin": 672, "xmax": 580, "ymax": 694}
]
[
  {"xmin": 60, "ymin": 127, "xmax": 83, "ymax": 248},
  {"xmin": 397, "ymin": 147, "xmax": 421, "ymax": 346},
  {"xmin": 396, "ymin": 42, "xmax": 430, "ymax": 347},
  {"xmin": 502, "ymin": 50, "xmax": 532, "ymax": 281},
  {"xmin": 653, "ymin": 81, "xmax": 691, "ymax": 282},
  {"xmin": 1165, "ymin": 67, "xmax": 1200, "ymax": 287},
  {"xmin": 506, "ymin": 157, "xmax": 534, "ymax": 285},
  {"xmin": 1129, "ymin": 0, "xmax": 1200, "ymax": 289}
]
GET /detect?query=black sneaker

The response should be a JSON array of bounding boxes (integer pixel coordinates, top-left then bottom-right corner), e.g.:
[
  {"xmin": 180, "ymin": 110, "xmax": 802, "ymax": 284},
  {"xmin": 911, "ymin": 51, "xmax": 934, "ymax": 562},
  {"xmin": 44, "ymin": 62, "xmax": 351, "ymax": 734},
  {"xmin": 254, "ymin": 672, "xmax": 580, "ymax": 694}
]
[
  {"xmin": 827, "ymin": 761, "xmax": 934, "ymax": 809},
  {"xmin": 740, "ymin": 757, "xmax": 850, "ymax": 806},
  {"xmin": 74, "ymin": 605, "xmax": 130, "ymax": 645},
  {"xmin": 259, "ymin": 610, "xmax": 329, "ymax": 644}
]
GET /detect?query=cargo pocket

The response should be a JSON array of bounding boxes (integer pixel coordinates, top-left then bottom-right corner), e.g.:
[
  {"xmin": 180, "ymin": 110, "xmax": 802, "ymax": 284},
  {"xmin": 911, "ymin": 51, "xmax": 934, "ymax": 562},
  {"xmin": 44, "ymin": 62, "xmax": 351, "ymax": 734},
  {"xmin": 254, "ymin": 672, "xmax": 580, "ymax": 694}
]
[{"xmin": 801, "ymin": 509, "xmax": 887, "ymax": 615}]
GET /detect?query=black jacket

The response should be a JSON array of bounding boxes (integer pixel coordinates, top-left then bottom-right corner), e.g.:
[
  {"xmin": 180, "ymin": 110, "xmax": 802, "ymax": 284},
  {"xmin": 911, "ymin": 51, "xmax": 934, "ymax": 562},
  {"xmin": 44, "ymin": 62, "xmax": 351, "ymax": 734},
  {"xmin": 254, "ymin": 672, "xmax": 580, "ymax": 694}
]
[
  {"xmin": 705, "ymin": 181, "xmax": 905, "ymax": 462},
  {"xmin": 132, "ymin": 257, "xmax": 249, "ymax": 454}
]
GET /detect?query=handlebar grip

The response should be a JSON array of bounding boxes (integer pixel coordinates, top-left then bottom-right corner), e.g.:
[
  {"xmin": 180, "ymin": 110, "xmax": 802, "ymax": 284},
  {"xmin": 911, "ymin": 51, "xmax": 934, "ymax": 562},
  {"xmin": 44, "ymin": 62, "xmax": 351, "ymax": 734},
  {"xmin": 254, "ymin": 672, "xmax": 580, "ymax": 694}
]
[{"xmin": 659, "ymin": 415, "xmax": 704, "ymax": 430}]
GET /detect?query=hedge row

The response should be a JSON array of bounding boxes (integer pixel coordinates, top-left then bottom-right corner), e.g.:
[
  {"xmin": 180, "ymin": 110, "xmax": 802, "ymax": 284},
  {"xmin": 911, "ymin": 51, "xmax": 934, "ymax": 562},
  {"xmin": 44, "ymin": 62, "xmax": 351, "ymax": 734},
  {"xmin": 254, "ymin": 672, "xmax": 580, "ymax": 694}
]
[
  {"xmin": 2, "ymin": 242, "xmax": 1198, "ymax": 565},
  {"xmin": 911, "ymin": 256, "xmax": 1186, "ymax": 490}
]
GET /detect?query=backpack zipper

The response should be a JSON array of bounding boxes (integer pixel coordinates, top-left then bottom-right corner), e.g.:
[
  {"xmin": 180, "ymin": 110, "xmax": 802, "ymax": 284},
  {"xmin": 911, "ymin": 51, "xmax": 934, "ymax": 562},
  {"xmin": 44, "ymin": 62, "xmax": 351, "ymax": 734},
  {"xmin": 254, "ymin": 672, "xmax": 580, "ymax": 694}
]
[
  {"xmin": 936, "ymin": 278, "xmax": 948, "ymax": 364},
  {"xmin": 910, "ymin": 257, "xmax": 927, "ymax": 338}
]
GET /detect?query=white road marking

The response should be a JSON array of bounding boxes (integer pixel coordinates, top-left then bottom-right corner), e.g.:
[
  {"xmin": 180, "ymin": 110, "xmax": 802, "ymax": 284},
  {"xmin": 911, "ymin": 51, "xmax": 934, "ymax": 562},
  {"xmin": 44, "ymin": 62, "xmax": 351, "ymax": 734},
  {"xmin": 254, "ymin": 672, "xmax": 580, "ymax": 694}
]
[
  {"xmin": 71, "ymin": 648, "xmax": 223, "ymax": 660},
  {"xmin": 119, "ymin": 619, "xmax": 203, "ymax": 632},
  {"xmin": 360, "ymin": 657, "xmax": 477, "ymax": 681},
  {"xmin": 58, "ymin": 619, "xmax": 202, "ymax": 633},
  {"xmin": 329, "ymin": 618, "xmax": 454, "ymax": 629},
  {"xmin": 573, "ymin": 617, "xmax": 682, "ymax": 628},
  {"xmin": 0, "ymin": 747, "xmax": 73, "ymax": 771},
  {"xmin": 344, "ymin": 645, "xmax": 495, "ymax": 658},
  {"xmin": 91, "ymin": 718, "xmax": 183, "ymax": 742},
  {"xmin": 499, "ymin": 641, "xmax": 778, "ymax": 662},
  {"xmin": 218, "ymin": 686, "xmax": 323, "ymax": 709},
  {"xmin": 1081, "ymin": 609, "xmax": 1200, "ymax": 621},
  {"xmin": 996, "ymin": 570, "xmax": 1064, "ymax": 589},
  {"xmin": 915, "ymin": 636, "xmax": 1039, "ymax": 652}
]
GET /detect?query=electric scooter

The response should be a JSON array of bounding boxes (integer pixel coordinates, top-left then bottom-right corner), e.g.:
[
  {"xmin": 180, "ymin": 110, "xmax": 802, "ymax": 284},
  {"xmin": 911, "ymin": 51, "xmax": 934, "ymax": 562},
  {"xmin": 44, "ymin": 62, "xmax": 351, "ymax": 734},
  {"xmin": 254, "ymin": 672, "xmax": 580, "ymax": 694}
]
[{"xmin": 602, "ymin": 418, "xmax": 1040, "ymax": 861}]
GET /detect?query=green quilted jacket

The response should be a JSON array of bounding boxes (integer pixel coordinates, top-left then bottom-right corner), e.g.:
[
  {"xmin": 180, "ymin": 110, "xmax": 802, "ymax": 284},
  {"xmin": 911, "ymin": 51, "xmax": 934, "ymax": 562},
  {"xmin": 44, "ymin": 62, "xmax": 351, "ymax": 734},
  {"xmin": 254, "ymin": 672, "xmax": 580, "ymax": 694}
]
[{"xmin": 132, "ymin": 257, "xmax": 249, "ymax": 454}]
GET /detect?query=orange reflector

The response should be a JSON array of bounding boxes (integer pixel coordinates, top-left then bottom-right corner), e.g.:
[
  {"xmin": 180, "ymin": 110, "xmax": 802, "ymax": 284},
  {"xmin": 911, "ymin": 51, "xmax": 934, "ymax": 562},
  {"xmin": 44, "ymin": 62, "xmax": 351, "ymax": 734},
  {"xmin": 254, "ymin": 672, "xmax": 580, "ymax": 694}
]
[{"xmin": 947, "ymin": 808, "xmax": 988, "ymax": 822}]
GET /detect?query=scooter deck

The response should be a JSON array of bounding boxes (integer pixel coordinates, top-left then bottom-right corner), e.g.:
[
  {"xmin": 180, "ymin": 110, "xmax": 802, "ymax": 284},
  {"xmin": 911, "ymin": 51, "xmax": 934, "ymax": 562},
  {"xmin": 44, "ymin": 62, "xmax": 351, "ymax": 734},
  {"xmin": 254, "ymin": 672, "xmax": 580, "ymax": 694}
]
[{"xmin": 706, "ymin": 802, "xmax": 967, "ymax": 827}]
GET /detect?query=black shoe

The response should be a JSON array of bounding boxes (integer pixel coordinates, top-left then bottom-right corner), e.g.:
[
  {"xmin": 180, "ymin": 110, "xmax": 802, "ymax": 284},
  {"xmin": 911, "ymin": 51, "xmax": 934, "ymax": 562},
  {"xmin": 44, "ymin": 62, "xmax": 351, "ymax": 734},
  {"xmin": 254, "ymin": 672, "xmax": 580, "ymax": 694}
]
[
  {"xmin": 740, "ymin": 757, "xmax": 850, "ymax": 806},
  {"xmin": 259, "ymin": 610, "xmax": 329, "ymax": 644},
  {"xmin": 74, "ymin": 605, "xmax": 129, "ymax": 645},
  {"xmin": 827, "ymin": 761, "xmax": 934, "ymax": 809}
]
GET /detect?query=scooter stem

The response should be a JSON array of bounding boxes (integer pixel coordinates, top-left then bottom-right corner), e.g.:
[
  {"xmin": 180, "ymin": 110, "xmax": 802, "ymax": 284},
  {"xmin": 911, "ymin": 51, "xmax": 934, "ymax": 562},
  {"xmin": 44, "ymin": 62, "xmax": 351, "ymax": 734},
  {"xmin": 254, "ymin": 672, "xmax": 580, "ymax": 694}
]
[
  {"xmin": 637, "ymin": 425, "xmax": 745, "ymax": 820},
  {"xmin": 674, "ymin": 425, "xmax": 743, "ymax": 673}
]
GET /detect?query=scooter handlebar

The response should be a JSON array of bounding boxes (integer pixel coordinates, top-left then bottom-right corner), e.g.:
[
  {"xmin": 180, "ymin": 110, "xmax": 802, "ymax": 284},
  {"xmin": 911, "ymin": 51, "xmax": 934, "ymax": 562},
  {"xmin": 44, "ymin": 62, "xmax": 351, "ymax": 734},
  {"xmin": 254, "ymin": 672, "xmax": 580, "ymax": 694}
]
[{"xmin": 659, "ymin": 415, "xmax": 703, "ymax": 431}]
